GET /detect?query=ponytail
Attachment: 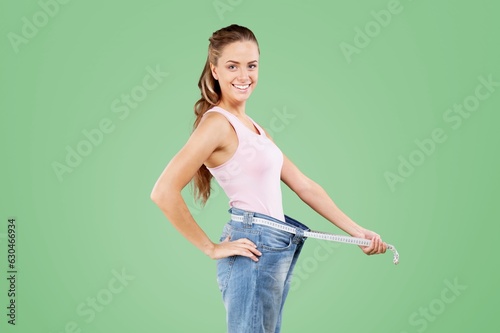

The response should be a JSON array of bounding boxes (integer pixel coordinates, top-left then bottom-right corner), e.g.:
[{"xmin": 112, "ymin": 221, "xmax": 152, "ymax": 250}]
[{"xmin": 191, "ymin": 57, "xmax": 221, "ymax": 205}]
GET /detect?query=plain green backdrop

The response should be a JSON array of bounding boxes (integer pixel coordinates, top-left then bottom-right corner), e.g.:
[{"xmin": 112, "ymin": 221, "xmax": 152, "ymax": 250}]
[{"xmin": 1, "ymin": 0, "xmax": 499, "ymax": 332}]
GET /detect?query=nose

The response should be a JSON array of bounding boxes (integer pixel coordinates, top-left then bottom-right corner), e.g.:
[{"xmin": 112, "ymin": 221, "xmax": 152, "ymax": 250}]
[{"xmin": 238, "ymin": 68, "xmax": 249, "ymax": 81}]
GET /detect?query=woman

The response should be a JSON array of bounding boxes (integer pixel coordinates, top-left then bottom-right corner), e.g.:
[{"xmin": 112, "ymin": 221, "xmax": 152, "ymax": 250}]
[{"xmin": 150, "ymin": 24, "xmax": 387, "ymax": 333}]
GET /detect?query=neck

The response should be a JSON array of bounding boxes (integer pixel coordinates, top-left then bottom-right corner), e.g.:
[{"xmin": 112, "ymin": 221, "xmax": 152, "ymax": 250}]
[{"xmin": 216, "ymin": 100, "xmax": 246, "ymax": 117}]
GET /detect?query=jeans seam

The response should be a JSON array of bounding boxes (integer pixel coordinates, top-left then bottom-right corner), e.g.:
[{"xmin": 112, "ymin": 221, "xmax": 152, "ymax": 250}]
[
  {"xmin": 219, "ymin": 255, "xmax": 236, "ymax": 296},
  {"xmin": 252, "ymin": 255, "xmax": 259, "ymax": 331}
]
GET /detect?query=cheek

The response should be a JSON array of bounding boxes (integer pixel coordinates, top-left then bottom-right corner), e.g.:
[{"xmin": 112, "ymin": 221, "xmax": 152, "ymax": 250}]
[
  {"xmin": 252, "ymin": 75, "xmax": 258, "ymax": 86},
  {"xmin": 219, "ymin": 75, "xmax": 232, "ymax": 86}
]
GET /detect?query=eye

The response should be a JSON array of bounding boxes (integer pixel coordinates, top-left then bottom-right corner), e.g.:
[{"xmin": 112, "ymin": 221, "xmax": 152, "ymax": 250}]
[
  {"xmin": 228, "ymin": 65, "xmax": 236, "ymax": 70},
  {"xmin": 249, "ymin": 64, "xmax": 257, "ymax": 69}
]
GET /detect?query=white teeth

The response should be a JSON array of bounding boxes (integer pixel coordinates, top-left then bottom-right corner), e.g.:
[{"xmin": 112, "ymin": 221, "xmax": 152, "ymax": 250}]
[{"xmin": 233, "ymin": 84, "xmax": 250, "ymax": 90}]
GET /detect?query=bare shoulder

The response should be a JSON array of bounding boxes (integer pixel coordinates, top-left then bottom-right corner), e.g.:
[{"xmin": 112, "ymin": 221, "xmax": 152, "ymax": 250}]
[
  {"xmin": 188, "ymin": 111, "xmax": 236, "ymax": 155},
  {"xmin": 197, "ymin": 111, "xmax": 232, "ymax": 135}
]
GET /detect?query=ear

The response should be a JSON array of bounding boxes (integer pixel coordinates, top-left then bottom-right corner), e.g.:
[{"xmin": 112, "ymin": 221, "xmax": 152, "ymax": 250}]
[{"xmin": 210, "ymin": 63, "xmax": 218, "ymax": 81}]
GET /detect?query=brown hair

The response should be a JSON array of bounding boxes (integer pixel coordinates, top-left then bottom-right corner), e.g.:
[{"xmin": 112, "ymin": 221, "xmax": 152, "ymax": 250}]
[{"xmin": 192, "ymin": 24, "xmax": 260, "ymax": 205}]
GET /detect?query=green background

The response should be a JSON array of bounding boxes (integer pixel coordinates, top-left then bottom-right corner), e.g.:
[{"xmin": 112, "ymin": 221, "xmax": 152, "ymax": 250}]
[{"xmin": 1, "ymin": 0, "xmax": 499, "ymax": 332}]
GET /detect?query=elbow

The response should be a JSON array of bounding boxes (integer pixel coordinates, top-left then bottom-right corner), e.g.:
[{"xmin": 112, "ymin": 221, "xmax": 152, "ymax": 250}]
[
  {"xmin": 295, "ymin": 177, "xmax": 316, "ymax": 198},
  {"xmin": 150, "ymin": 190, "xmax": 160, "ymax": 204},
  {"xmin": 150, "ymin": 182, "xmax": 160, "ymax": 203},
  {"xmin": 150, "ymin": 190, "xmax": 162, "ymax": 206},
  {"xmin": 150, "ymin": 184, "xmax": 180, "ymax": 207},
  {"xmin": 150, "ymin": 183, "xmax": 168, "ymax": 205}
]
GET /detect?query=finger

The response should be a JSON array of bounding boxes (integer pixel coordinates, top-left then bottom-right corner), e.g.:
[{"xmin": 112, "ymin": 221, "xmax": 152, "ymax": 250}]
[
  {"xmin": 360, "ymin": 239, "xmax": 374, "ymax": 255},
  {"xmin": 376, "ymin": 238, "xmax": 385, "ymax": 254},
  {"xmin": 224, "ymin": 240, "xmax": 262, "ymax": 259},
  {"xmin": 233, "ymin": 239, "xmax": 261, "ymax": 256},
  {"xmin": 233, "ymin": 242, "xmax": 262, "ymax": 257},
  {"xmin": 363, "ymin": 238, "xmax": 374, "ymax": 255},
  {"xmin": 374, "ymin": 237, "xmax": 386, "ymax": 254},
  {"xmin": 236, "ymin": 237, "xmax": 258, "ymax": 248},
  {"xmin": 360, "ymin": 243, "xmax": 371, "ymax": 254},
  {"xmin": 375, "ymin": 239, "xmax": 388, "ymax": 254},
  {"xmin": 370, "ymin": 237, "xmax": 380, "ymax": 255},
  {"xmin": 233, "ymin": 247, "xmax": 261, "ymax": 262}
]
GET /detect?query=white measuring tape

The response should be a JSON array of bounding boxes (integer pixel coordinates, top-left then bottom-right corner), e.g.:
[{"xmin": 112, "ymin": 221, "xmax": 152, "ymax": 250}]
[{"xmin": 231, "ymin": 214, "xmax": 400, "ymax": 265}]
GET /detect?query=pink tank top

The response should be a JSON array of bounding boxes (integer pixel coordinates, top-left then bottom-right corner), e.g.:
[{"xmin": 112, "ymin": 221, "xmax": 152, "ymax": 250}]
[{"xmin": 204, "ymin": 106, "xmax": 285, "ymax": 221}]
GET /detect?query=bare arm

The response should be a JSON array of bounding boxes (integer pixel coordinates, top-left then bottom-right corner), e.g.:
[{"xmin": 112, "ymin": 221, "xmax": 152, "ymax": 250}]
[
  {"xmin": 280, "ymin": 153, "xmax": 387, "ymax": 254},
  {"xmin": 280, "ymin": 154, "xmax": 387, "ymax": 254},
  {"xmin": 279, "ymin": 154, "xmax": 362, "ymax": 235},
  {"xmin": 256, "ymin": 119, "xmax": 388, "ymax": 256},
  {"xmin": 150, "ymin": 113, "xmax": 261, "ymax": 261}
]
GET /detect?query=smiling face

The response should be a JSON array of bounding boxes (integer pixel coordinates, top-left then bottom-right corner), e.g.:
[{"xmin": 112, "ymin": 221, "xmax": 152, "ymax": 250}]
[{"xmin": 210, "ymin": 41, "xmax": 260, "ymax": 109}]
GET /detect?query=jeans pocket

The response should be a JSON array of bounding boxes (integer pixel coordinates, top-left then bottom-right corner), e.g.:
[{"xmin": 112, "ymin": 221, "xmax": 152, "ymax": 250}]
[{"xmin": 260, "ymin": 228, "xmax": 293, "ymax": 252}]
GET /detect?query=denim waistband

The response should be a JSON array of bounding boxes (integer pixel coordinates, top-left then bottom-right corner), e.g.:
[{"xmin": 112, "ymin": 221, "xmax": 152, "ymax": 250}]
[{"xmin": 228, "ymin": 207, "xmax": 310, "ymax": 232}]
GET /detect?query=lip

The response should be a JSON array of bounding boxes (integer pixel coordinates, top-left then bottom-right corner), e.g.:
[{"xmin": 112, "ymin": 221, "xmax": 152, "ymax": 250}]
[{"xmin": 232, "ymin": 83, "xmax": 252, "ymax": 92}]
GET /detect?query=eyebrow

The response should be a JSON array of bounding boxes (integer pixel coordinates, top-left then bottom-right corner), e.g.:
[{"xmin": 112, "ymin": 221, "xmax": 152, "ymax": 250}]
[{"xmin": 225, "ymin": 60, "xmax": 258, "ymax": 64}]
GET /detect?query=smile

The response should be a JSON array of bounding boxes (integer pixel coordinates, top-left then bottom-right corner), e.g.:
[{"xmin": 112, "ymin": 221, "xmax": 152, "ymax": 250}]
[{"xmin": 232, "ymin": 83, "xmax": 251, "ymax": 91}]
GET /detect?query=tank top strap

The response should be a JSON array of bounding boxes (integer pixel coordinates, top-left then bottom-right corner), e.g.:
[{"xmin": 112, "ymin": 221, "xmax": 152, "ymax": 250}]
[
  {"xmin": 247, "ymin": 115, "xmax": 266, "ymax": 136},
  {"xmin": 204, "ymin": 107, "xmax": 253, "ymax": 138}
]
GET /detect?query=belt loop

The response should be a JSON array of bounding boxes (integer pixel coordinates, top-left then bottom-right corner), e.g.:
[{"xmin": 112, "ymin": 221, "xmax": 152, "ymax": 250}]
[
  {"xmin": 243, "ymin": 211, "xmax": 254, "ymax": 228},
  {"xmin": 293, "ymin": 228, "xmax": 305, "ymax": 244}
]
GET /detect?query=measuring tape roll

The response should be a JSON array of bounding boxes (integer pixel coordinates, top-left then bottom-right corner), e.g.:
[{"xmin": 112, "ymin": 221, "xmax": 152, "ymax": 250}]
[{"xmin": 230, "ymin": 214, "xmax": 400, "ymax": 265}]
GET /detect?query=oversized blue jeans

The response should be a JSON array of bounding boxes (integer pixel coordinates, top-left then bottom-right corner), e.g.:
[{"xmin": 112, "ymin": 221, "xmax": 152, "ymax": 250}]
[{"xmin": 216, "ymin": 207, "xmax": 310, "ymax": 333}]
